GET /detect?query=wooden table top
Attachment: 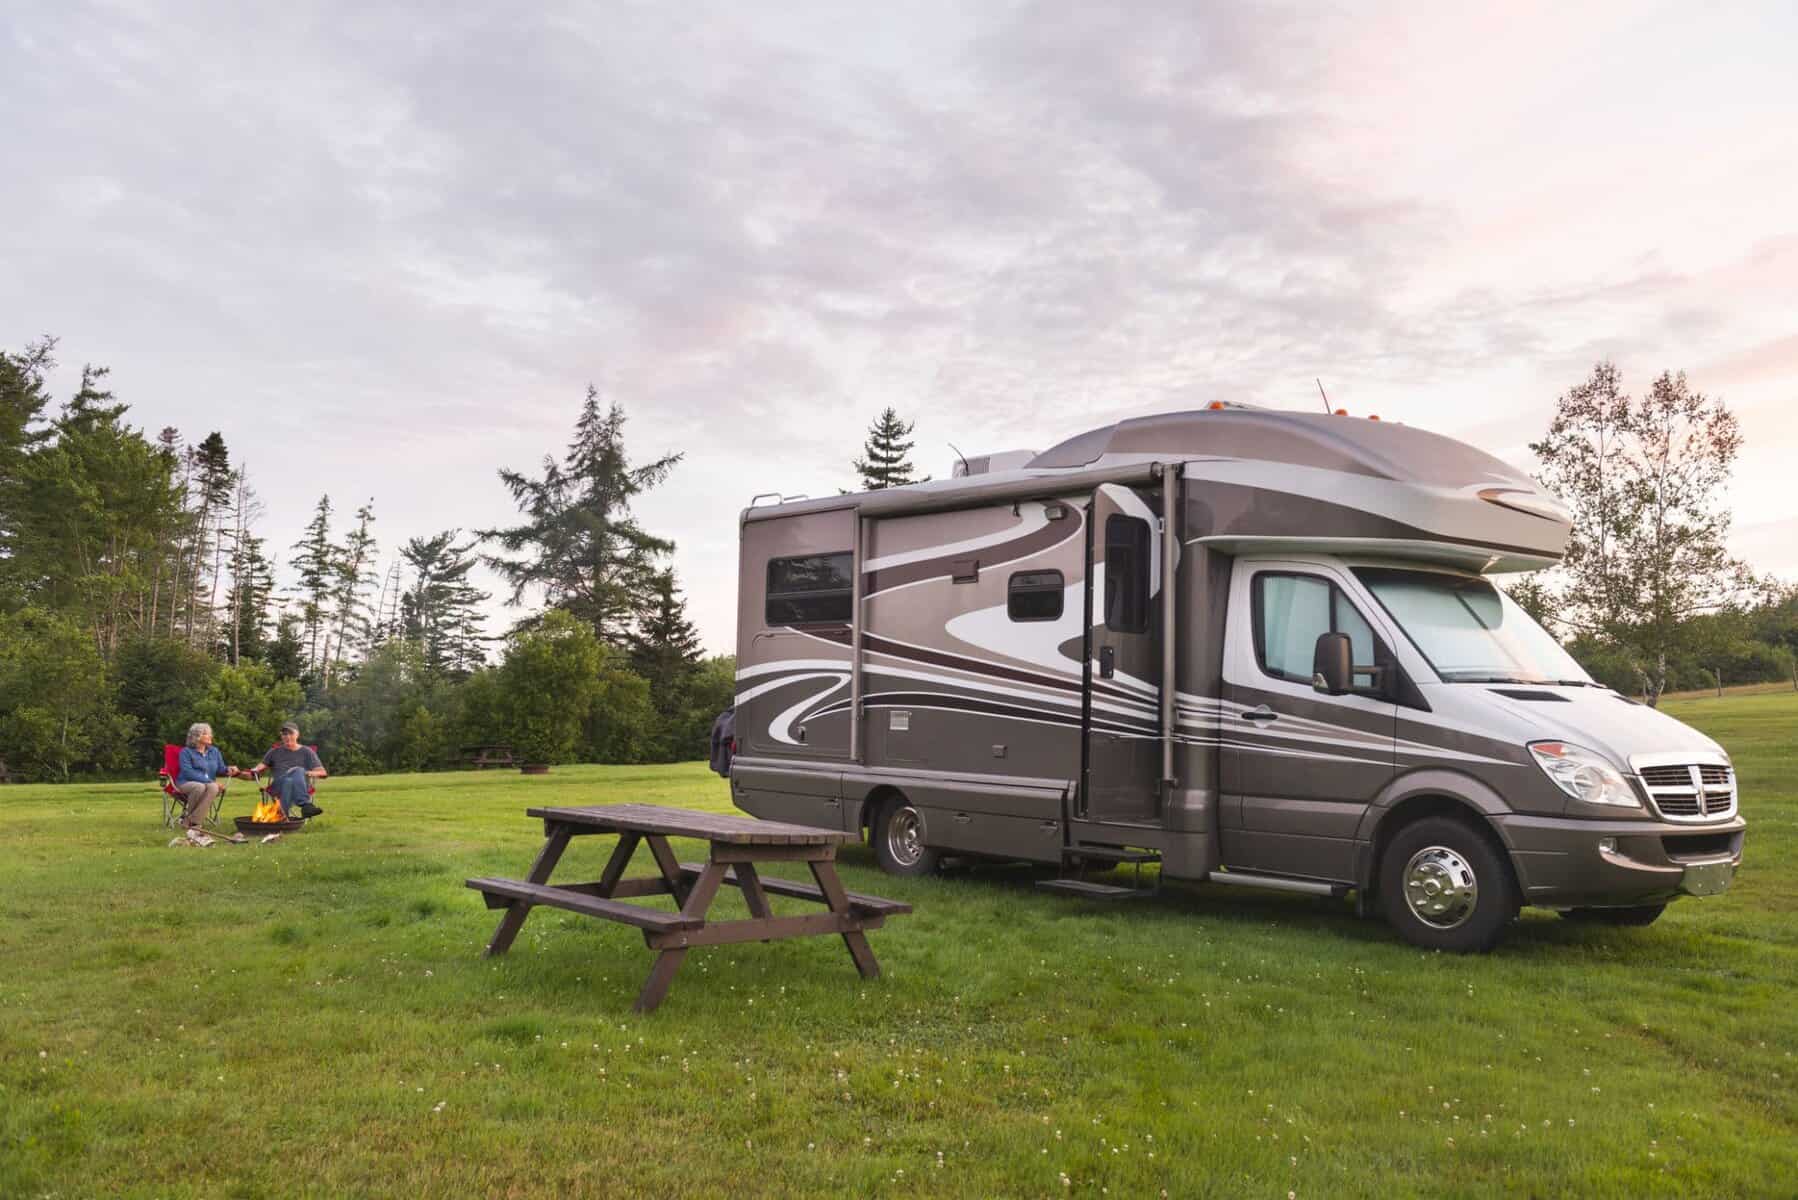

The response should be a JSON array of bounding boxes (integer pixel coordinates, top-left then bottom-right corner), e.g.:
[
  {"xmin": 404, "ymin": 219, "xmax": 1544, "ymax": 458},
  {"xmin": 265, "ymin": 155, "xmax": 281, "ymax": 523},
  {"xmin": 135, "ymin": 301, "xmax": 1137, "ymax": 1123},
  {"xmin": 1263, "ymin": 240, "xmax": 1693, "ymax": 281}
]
[{"xmin": 526, "ymin": 803, "xmax": 856, "ymax": 845}]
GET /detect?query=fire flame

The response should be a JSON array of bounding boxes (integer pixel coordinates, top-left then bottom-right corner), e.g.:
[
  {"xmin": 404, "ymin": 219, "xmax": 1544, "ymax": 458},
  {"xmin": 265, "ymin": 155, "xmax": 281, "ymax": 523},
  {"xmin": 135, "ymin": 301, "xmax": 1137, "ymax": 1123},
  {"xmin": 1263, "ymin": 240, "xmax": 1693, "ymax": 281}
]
[{"xmin": 250, "ymin": 796, "xmax": 287, "ymax": 823}]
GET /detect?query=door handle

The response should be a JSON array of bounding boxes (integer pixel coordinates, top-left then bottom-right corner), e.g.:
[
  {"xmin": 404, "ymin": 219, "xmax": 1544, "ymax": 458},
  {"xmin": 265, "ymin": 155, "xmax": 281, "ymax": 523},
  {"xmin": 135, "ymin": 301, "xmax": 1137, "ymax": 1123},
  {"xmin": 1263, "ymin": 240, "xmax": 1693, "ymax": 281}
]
[
  {"xmin": 1240, "ymin": 706, "xmax": 1278, "ymax": 722},
  {"xmin": 1098, "ymin": 646, "xmax": 1116, "ymax": 679}
]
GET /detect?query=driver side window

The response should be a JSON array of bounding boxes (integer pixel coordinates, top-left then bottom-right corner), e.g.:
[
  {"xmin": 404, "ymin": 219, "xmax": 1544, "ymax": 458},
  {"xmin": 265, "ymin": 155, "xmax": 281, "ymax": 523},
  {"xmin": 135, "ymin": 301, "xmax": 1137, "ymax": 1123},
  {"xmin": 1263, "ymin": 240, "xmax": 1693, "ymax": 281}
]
[{"xmin": 1252, "ymin": 572, "xmax": 1383, "ymax": 692}]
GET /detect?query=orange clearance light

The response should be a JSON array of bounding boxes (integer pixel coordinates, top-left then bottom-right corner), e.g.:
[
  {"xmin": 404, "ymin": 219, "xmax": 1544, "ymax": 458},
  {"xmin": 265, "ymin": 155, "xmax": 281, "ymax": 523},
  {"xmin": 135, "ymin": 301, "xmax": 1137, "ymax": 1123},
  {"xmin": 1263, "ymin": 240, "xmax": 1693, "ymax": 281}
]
[
  {"xmin": 1368, "ymin": 414, "xmax": 1381, "ymax": 421},
  {"xmin": 1333, "ymin": 408, "xmax": 1348, "ymax": 416},
  {"xmin": 1207, "ymin": 401, "xmax": 1226, "ymax": 411}
]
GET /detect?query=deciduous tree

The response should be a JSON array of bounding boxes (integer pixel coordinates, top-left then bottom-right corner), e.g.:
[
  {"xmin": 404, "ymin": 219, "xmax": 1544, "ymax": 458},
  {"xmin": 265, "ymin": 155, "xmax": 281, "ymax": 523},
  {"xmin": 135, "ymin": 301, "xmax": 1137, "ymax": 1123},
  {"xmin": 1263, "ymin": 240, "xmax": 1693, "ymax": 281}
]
[{"xmin": 1530, "ymin": 363, "xmax": 1766, "ymax": 705}]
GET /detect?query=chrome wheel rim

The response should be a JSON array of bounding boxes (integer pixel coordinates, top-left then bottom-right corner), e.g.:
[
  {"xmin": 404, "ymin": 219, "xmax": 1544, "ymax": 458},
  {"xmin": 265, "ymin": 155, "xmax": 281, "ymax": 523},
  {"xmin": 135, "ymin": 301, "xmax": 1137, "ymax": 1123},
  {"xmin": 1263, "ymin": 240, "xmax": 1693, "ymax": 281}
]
[
  {"xmin": 1402, "ymin": 845, "xmax": 1479, "ymax": 929},
  {"xmin": 886, "ymin": 805, "xmax": 924, "ymax": 868}
]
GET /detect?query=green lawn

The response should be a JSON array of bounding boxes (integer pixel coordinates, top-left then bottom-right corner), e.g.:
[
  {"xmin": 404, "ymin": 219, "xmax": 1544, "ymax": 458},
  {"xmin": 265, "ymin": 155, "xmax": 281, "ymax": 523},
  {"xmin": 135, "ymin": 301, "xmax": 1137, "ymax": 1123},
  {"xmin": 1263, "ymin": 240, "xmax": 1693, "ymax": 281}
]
[{"xmin": 3, "ymin": 694, "xmax": 1795, "ymax": 1198}]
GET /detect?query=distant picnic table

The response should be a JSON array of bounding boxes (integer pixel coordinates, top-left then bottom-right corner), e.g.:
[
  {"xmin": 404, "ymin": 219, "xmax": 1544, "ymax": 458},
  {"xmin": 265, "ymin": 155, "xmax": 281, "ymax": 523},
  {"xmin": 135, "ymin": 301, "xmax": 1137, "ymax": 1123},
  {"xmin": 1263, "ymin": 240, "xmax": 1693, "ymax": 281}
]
[
  {"xmin": 467, "ymin": 804, "xmax": 912, "ymax": 1012},
  {"xmin": 461, "ymin": 745, "xmax": 516, "ymax": 769}
]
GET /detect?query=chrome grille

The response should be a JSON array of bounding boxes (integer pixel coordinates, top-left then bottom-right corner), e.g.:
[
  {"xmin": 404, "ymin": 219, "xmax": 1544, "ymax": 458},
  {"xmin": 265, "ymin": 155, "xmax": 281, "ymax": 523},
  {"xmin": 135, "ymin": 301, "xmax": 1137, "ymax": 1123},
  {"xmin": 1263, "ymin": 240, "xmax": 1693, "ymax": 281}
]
[{"xmin": 1631, "ymin": 757, "xmax": 1736, "ymax": 822}]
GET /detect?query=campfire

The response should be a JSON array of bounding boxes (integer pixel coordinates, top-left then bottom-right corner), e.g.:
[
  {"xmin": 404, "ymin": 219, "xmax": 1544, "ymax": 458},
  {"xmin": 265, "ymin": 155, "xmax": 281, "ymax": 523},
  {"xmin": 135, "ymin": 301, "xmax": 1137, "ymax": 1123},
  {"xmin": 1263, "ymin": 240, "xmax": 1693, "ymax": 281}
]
[{"xmin": 249, "ymin": 796, "xmax": 287, "ymax": 823}]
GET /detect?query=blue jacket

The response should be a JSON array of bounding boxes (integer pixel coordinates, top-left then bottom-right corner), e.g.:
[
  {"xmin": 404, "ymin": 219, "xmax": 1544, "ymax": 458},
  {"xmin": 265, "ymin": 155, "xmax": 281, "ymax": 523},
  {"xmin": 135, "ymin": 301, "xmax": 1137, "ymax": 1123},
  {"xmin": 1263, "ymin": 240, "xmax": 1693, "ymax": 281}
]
[{"xmin": 176, "ymin": 745, "xmax": 227, "ymax": 786}]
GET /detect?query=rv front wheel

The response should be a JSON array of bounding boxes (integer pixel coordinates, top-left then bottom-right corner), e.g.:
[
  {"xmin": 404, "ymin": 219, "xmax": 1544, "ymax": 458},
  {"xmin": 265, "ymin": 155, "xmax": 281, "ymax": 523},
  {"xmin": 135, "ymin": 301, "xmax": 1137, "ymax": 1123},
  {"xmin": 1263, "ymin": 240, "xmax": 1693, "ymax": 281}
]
[
  {"xmin": 873, "ymin": 796, "xmax": 939, "ymax": 877},
  {"xmin": 1379, "ymin": 816, "xmax": 1518, "ymax": 953}
]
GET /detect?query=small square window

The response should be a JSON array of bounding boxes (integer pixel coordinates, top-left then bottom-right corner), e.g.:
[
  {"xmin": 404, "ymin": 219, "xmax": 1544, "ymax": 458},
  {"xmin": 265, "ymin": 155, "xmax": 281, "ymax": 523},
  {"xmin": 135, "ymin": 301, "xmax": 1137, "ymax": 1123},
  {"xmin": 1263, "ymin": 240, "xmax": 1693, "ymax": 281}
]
[{"xmin": 1008, "ymin": 570, "xmax": 1064, "ymax": 621}]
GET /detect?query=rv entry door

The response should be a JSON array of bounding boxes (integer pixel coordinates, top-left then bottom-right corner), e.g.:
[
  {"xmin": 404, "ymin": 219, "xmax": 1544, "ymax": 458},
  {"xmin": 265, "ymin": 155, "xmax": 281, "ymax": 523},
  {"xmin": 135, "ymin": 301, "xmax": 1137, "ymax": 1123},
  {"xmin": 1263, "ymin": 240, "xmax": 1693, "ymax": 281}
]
[{"xmin": 1080, "ymin": 484, "xmax": 1162, "ymax": 824}]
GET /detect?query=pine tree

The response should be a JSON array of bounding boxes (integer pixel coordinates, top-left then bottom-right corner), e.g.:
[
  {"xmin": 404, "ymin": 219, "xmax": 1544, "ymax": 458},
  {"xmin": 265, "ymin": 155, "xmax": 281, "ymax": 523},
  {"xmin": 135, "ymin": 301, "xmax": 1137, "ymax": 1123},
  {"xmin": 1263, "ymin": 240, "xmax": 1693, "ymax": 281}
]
[
  {"xmin": 147, "ymin": 426, "xmax": 187, "ymax": 639},
  {"xmin": 293, "ymin": 495, "xmax": 335, "ymax": 671},
  {"xmin": 0, "ymin": 338, "xmax": 56, "ymax": 604},
  {"xmin": 185, "ymin": 431, "xmax": 232, "ymax": 647},
  {"xmin": 322, "ymin": 500, "xmax": 376, "ymax": 685},
  {"xmin": 480, "ymin": 385, "xmax": 681, "ymax": 646},
  {"xmin": 629, "ymin": 569, "xmax": 702, "ymax": 689},
  {"xmin": 852, "ymin": 407, "xmax": 927, "ymax": 490},
  {"xmin": 10, "ymin": 366, "xmax": 184, "ymax": 654},
  {"xmin": 400, "ymin": 529, "xmax": 490, "ymax": 676},
  {"xmin": 223, "ymin": 533, "xmax": 276, "ymax": 664}
]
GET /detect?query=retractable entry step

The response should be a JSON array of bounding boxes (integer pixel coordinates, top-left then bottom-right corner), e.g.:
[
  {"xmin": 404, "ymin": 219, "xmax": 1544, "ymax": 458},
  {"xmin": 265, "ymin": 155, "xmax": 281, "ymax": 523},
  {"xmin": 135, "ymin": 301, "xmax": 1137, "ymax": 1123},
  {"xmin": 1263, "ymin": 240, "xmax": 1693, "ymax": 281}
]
[{"xmin": 1061, "ymin": 844, "xmax": 1161, "ymax": 893}]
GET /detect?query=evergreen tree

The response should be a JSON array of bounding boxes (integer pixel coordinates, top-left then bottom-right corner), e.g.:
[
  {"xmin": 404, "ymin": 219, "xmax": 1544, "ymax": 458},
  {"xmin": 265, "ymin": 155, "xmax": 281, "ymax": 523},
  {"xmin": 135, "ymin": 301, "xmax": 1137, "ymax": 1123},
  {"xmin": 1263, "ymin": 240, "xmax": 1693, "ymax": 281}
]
[
  {"xmin": 293, "ymin": 495, "xmax": 335, "ymax": 670},
  {"xmin": 852, "ymin": 407, "xmax": 927, "ymax": 490},
  {"xmin": 223, "ymin": 533, "xmax": 276, "ymax": 663},
  {"xmin": 147, "ymin": 426, "xmax": 189, "ymax": 639},
  {"xmin": 9, "ymin": 366, "xmax": 184, "ymax": 653},
  {"xmin": 629, "ymin": 570, "xmax": 704, "ymax": 759},
  {"xmin": 629, "ymin": 569, "xmax": 702, "ymax": 691},
  {"xmin": 185, "ymin": 431, "xmax": 232, "ymax": 647},
  {"xmin": 322, "ymin": 500, "xmax": 377, "ymax": 684},
  {"xmin": 400, "ymin": 529, "xmax": 490, "ymax": 676},
  {"xmin": 264, "ymin": 612, "xmax": 307, "ymax": 683},
  {"xmin": 480, "ymin": 385, "xmax": 681, "ymax": 646},
  {"xmin": 0, "ymin": 338, "xmax": 56, "ymax": 605}
]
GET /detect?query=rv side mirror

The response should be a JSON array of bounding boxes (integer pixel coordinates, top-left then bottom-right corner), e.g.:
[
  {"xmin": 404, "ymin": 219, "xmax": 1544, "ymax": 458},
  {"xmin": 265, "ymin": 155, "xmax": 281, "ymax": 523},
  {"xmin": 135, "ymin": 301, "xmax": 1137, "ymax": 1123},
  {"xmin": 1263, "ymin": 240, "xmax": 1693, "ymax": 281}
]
[{"xmin": 1312, "ymin": 632, "xmax": 1353, "ymax": 695}]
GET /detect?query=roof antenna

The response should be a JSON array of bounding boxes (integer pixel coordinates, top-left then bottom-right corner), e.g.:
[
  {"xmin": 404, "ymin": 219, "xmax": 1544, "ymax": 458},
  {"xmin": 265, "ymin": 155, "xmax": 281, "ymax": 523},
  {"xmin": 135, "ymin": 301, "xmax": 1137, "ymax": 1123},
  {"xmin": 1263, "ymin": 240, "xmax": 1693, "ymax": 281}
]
[
  {"xmin": 1316, "ymin": 378, "xmax": 1332, "ymax": 414},
  {"xmin": 948, "ymin": 441, "xmax": 972, "ymax": 477}
]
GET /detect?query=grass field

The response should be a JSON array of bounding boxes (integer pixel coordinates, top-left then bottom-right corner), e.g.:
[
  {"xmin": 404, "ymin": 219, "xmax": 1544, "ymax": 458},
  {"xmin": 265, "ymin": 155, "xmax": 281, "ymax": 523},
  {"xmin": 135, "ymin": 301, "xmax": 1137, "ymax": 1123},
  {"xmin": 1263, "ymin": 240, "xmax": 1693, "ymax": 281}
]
[{"xmin": 3, "ymin": 693, "xmax": 1795, "ymax": 1198}]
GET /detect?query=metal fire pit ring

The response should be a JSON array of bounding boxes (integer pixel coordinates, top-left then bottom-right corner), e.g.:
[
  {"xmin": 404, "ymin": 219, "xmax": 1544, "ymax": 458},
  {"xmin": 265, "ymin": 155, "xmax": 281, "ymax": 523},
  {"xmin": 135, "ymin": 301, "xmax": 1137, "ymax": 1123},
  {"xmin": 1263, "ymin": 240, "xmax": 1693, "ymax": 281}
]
[{"xmin": 235, "ymin": 816, "xmax": 308, "ymax": 835}]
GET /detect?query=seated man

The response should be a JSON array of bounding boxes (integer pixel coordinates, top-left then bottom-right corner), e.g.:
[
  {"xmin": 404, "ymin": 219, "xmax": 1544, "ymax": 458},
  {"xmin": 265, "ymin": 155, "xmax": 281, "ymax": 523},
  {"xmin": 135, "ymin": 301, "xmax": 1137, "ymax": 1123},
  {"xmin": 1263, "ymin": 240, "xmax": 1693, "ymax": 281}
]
[
  {"xmin": 250, "ymin": 722, "xmax": 326, "ymax": 819},
  {"xmin": 175, "ymin": 721, "xmax": 243, "ymax": 845}
]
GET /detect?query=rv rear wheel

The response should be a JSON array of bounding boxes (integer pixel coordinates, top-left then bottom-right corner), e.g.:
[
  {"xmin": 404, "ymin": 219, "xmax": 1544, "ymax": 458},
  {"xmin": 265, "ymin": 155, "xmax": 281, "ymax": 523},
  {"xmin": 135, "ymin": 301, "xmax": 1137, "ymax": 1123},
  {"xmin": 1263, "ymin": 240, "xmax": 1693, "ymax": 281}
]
[
  {"xmin": 873, "ymin": 796, "xmax": 939, "ymax": 877},
  {"xmin": 1560, "ymin": 904, "xmax": 1666, "ymax": 927},
  {"xmin": 1379, "ymin": 816, "xmax": 1518, "ymax": 953}
]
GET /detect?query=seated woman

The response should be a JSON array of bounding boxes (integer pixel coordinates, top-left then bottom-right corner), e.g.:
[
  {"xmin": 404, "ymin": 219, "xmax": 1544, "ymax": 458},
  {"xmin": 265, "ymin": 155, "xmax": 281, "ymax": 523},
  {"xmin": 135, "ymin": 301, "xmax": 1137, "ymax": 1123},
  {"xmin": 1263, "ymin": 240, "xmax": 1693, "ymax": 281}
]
[
  {"xmin": 175, "ymin": 722, "xmax": 242, "ymax": 845},
  {"xmin": 248, "ymin": 722, "xmax": 326, "ymax": 819}
]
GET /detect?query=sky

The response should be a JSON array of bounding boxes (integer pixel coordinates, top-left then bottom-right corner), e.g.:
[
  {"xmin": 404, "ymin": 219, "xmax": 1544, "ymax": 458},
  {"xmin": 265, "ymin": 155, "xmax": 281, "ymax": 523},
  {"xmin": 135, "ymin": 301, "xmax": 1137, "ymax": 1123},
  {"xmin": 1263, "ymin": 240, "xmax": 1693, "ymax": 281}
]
[{"xmin": 4, "ymin": 0, "xmax": 1796, "ymax": 654}]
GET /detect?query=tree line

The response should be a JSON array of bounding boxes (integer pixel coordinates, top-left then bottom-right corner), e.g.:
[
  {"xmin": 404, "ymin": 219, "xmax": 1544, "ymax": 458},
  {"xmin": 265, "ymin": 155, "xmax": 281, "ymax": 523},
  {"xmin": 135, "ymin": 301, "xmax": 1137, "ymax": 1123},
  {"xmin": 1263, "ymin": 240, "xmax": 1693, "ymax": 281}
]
[{"xmin": 0, "ymin": 340, "xmax": 729, "ymax": 781}]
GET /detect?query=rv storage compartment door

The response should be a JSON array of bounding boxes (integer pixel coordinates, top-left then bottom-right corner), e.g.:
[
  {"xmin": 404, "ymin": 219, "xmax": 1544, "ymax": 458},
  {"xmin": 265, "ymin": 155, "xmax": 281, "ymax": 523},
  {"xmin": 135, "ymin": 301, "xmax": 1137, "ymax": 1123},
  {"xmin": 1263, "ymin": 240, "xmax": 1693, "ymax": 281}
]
[{"xmin": 1082, "ymin": 484, "xmax": 1163, "ymax": 824}]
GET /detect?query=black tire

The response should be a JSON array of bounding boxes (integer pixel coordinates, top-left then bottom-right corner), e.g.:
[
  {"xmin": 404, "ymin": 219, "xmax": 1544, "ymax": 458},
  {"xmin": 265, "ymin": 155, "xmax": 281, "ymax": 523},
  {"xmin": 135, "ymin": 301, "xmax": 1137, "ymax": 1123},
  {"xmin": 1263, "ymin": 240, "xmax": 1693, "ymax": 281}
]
[
  {"xmin": 1561, "ymin": 904, "xmax": 1666, "ymax": 927},
  {"xmin": 871, "ymin": 795, "xmax": 939, "ymax": 877},
  {"xmin": 1379, "ymin": 815, "xmax": 1519, "ymax": 953}
]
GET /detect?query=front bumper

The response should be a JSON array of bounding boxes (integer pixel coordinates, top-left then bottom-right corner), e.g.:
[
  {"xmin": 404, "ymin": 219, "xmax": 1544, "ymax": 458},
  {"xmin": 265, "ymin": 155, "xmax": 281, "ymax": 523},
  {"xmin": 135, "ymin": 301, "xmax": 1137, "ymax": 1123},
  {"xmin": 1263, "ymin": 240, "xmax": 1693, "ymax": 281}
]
[{"xmin": 1495, "ymin": 813, "xmax": 1745, "ymax": 908}]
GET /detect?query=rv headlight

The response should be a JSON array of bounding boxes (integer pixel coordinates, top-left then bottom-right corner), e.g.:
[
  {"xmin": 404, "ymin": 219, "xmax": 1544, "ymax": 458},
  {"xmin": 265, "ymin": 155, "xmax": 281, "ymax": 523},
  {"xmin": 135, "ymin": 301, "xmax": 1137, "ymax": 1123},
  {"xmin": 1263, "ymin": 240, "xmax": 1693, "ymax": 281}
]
[{"xmin": 1528, "ymin": 741, "xmax": 1638, "ymax": 808}]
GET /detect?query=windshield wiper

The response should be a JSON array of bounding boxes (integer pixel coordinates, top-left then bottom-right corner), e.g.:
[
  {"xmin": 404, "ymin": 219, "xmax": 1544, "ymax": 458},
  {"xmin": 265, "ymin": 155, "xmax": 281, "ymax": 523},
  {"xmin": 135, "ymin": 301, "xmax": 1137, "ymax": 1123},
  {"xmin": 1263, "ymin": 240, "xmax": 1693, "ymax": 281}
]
[
  {"xmin": 1443, "ymin": 674, "xmax": 1534, "ymax": 684},
  {"xmin": 1550, "ymin": 679, "xmax": 1598, "ymax": 688}
]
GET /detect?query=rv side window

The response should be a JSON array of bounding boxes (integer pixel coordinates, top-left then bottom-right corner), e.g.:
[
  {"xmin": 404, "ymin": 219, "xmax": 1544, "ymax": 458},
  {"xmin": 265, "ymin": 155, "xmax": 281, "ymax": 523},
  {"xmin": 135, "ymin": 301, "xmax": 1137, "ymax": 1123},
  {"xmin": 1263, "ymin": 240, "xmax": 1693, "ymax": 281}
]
[
  {"xmin": 1252, "ymin": 572, "xmax": 1382, "ymax": 691},
  {"xmin": 1008, "ymin": 570, "xmax": 1064, "ymax": 621},
  {"xmin": 1103, "ymin": 515, "xmax": 1151, "ymax": 634},
  {"xmin": 766, "ymin": 552, "xmax": 853, "ymax": 625}
]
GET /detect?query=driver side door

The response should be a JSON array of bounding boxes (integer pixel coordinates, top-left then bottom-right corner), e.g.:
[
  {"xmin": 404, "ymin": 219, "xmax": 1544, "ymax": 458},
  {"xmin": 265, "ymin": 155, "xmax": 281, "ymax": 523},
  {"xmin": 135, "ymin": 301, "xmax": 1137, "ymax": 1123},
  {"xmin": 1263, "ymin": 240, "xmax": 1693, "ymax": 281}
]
[{"xmin": 1219, "ymin": 562, "xmax": 1397, "ymax": 882}]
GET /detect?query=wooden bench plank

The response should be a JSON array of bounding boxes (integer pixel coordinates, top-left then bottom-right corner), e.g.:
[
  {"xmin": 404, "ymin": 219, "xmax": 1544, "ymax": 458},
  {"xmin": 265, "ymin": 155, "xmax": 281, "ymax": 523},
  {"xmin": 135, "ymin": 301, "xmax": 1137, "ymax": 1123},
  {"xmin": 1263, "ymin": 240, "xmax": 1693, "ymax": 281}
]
[
  {"xmin": 466, "ymin": 877, "xmax": 701, "ymax": 931},
  {"xmin": 677, "ymin": 863, "xmax": 912, "ymax": 916}
]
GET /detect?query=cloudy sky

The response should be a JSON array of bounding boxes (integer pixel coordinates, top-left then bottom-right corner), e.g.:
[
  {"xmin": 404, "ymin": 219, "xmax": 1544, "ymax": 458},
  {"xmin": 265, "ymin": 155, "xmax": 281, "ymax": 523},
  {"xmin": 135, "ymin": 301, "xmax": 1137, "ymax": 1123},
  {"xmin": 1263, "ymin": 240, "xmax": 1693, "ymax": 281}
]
[{"xmin": 5, "ymin": 0, "xmax": 1795, "ymax": 652}]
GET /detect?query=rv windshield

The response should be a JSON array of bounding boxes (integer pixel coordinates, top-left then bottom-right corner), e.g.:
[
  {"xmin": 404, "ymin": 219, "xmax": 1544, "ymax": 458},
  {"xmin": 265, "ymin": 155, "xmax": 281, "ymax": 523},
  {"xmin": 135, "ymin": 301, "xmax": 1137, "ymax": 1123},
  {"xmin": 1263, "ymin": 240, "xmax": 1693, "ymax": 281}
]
[{"xmin": 1353, "ymin": 568, "xmax": 1592, "ymax": 685}]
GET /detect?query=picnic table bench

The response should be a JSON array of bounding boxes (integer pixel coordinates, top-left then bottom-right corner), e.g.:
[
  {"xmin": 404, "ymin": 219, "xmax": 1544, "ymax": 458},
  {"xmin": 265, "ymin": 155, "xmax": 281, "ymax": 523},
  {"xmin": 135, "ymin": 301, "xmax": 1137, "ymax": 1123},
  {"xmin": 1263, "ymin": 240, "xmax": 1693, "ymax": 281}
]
[
  {"xmin": 461, "ymin": 744, "xmax": 517, "ymax": 769},
  {"xmin": 467, "ymin": 804, "xmax": 911, "ymax": 1012}
]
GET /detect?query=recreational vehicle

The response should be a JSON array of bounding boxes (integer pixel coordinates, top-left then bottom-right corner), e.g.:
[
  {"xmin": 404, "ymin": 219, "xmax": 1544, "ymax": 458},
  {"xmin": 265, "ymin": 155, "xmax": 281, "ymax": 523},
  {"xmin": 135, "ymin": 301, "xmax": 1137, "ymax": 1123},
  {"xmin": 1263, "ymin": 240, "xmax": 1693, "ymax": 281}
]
[{"xmin": 729, "ymin": 406, "xmax": 1744, "ymax": 951}]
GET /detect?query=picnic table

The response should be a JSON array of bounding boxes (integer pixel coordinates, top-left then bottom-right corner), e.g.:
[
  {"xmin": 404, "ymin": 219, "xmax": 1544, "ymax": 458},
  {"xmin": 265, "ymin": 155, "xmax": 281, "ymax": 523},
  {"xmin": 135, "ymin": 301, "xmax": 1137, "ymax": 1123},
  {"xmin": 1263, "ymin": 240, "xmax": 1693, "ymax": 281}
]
[
  {"xmin": 467, "ymin": 804, "xmax": 912, "ymax": 1012},
  {"xmin": 461, "ymin": 744, "xmax": 517, "ymax": 769}
]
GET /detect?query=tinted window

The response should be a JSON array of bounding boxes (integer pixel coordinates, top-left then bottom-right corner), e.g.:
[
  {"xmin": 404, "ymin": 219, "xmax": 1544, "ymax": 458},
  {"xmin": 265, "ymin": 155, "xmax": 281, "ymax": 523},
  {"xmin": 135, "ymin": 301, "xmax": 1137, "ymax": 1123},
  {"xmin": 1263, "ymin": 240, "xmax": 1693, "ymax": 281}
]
[
  {"xmin": 1253, "ymin": 572, "xmax": 1384, "ymax": 691},
  {"xmin": 1008, "ymin": 570, "xmax": 1064, "ymax": 621},
  {"xmin": 766, "ymin": 552, "xmax": 852, "ymax": 625},
  {"xmin": 1104, "ymin": 515, "xmax": 1151, "ymax": 633}
]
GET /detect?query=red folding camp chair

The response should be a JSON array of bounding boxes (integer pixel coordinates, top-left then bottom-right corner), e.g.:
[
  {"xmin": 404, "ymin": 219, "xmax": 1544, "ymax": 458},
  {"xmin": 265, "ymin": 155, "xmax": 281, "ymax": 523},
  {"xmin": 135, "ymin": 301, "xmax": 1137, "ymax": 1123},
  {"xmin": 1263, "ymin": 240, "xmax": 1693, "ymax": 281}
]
[
  {"xmin": 157, "ymin": 744, "xmax": 227, "ymax": 830},
  {"xmin": 258, "ymin": 745, "xmax": 323, "ymax": 820}
]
